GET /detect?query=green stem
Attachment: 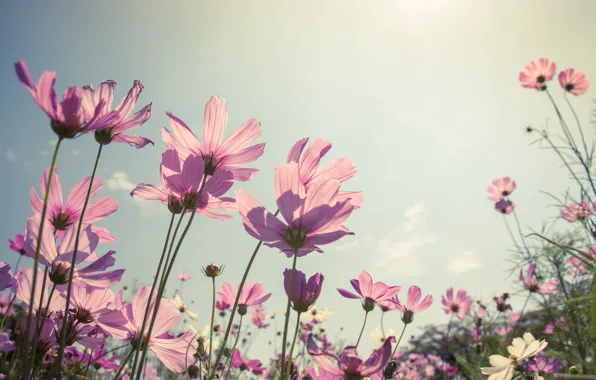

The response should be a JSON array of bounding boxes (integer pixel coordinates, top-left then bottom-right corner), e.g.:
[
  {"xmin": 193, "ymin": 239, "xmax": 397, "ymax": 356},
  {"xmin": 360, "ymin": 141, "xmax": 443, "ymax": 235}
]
[
  {"xmin": 208, "ymin": 276, "xmax": 216, "ymax": 373},
  {"xmin": 55, "ymin": 144, "xmax": 103, "ymax": 376},
  {"xmin": 113, "ymin": 349, "xmax": 135, "ymax": 379},
  {"xmin": 354, "ymin": 311, "xmax": 369, "ymax": 350},
  {"xmin": 32, "ymin": 278, "xmax": 55, "ymax": 364},
  {"xmin": 129, "ymin": 212, "xmax": 178, "ymax": 376},
  {"xmin": 284, "ymin": 311, "xmax": 302, "ymax": 380},
  {"xmin": 510, "ymin": 294, "xmax": 531, "ymax": 339},
  {"xmin": 564, "ymin": 94, "xmax": 591, "ymax": 165},
  {"xmin": 380, "ymin": 311, "xmax": 386, "ymax": 338},
  {"xmin": 208, "ymin": 209, "xmax": 280, "ymax": 379},
  {"xmin": 222, "ymin": 316, "xmax": 244, "ymax": 379},
  {"xmin": 21, "ymin": 136, "xmax": 63, "ymax": 378},
  {"xmin": 390, "ymin": 323, "xmax": 408, "ymax": 358},
  {"xmin": 0, "ymin": 295, "xmax": 16, "ymax": 331},
  {"xmin": 280, "ymin": 252, "xmax": 298, "ymax": 380}
]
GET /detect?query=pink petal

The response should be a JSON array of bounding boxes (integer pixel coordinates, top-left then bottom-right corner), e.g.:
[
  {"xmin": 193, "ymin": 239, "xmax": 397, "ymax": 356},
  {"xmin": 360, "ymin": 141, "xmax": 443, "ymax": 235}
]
[
  {"xmin": 65, "ymin": 177, "xmax": 102, "ymax": 214},
  {"xmin": 203, "ymin": 96, "xmax": 228, "ymax": 153},
  {"xmin": 286, "ymin": 138, "xmax": 309, "ymax": 164},
  {"xmin": 84, "ymin": 197, "xmax": 118, "ymax": 224},
  {"xmin": 358, "ymin": 271, "xmax": 373, "ymax": 298},
  {"xmin": 112, "ymin": 133, "xmax": 154, "ymax": 149},
  {"xmin": 219, "ymin": 118, "xmax": 262, "ymax": 156},
  {"xmin": 299, "ymin": 138, "xmax": 332, "ymax": 184},
  {"xmin": 235, "ymin": 189, "xmax": 287, "ymax": 241},
  {"xmin": 274, "ymin": 162, "xmax": 306, "ymax": 225},
  {"xmin": 220, "ymin": 143, "xmax": 265, "ymax": 166}
]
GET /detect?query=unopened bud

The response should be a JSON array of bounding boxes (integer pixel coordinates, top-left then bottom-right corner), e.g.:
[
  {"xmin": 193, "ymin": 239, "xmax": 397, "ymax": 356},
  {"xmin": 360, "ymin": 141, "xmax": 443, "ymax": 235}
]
[
  {"xmin": 238, "ymin": 304, "xmax": 248, "ymax": 316},
  {"xmin": 187, "ymin": 364, "xmax": 200, "ymax": 378},
  {"xmin": 202, "ymin": 264, "xmax": 224, "ymax": 278},
  {"xmin": 569, "ymin": 366, "xmax": 580, "ymax": 375},
  {"xmin": 168, "ymin": 196, "xmax": 184, "ymax": 214},
  {"xmin": 383, "ymin": 360, "xmax": 398, "ymax": 379},
  {"xmin": 402, "ymin": 310, "xmax": 414, "ymax": 324}
]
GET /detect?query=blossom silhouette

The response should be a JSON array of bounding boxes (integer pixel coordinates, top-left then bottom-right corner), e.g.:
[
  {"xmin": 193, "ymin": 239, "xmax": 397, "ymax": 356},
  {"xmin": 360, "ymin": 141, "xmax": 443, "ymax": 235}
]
[
  {"xmin": 487, "ymin": 177, "xmax": 516, "ymax": 201},
  {"xmin": 217, "ymin": 282, "xmax": 271, "ymax": 315},
  {"xmin": 391, "ymin": 285, "xmax": 433, "ymax": 324},
  {"xmin": 520, "ymin": 263, "xmax": 558, "ymax": 295},
  {"xmin": 560, "ymin": 201, "xmax": 595, "ymax": 222},
  {"xmin": 495, "ymin": 199, "xmax": 515, "ymax": 215},
  {"xmin": 337, "ymin": 271, "xmax": 400, "ymax": 311},
  {"xmin": 441, "ymin": 288, "xmax": 473, "ymax": 320},
  {"xmin": 519, "ymin": 58, "xmax": 557, "ymax": 91},
  {"xmin": 284, "ymin": 269, "xmax": 324, "ymax": 312},
  {"xmin": 558, "ymin": 68, "xmax": 590, "ymax": 96}
]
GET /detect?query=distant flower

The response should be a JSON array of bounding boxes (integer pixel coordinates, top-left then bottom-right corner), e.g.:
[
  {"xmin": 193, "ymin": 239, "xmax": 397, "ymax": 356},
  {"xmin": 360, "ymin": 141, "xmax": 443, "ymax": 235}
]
[
  {"xmin": 217, "ymin": 282, "xmax": 271, "ymax": 315},
  {"xmin": 236, "ymin": 162, "xmax": 357, "ymax": 257},
  {"xmin": 519, "ymin": 59, "xmax": 557, "ymax": 91},
  {"xmin": 525, "ymin": 354, "xmax": 563, "ymax": 375},
  {"xmin": 177, "ymin": 271, "xmax": 191, "ymax": 281},
  {"xmin": 0, "ymin": 263, "xmax": 12, "ymax": 291},
  {"xmin": 0, "ymin": 333, "xmax": 15, "ymax": 352},
  {"xmin": 391, "ymin": 285, "xmax": 433, "ymax": 324},
  {"xmin": 162, "ymin": 96, "xmax": 264, "ymax": 181},
  {"xmin": 370, "ymin": 327, "xmax": 395, "ymax": 344},
  {"xmin": 481, "ymin": 333, "xmax": 548, "ymax": 380},
  {"xmin": 544, "ymin": 323, "xmax": 554, "ymax": 335},
  {"xmin": 231, "ymin": 349, "xmax": 265, "ymax": 374},
  {"xmin": 14, "ymin": 59, "xmax": 120, "ymax": 138},
  {"xmin": 284, "ymin": 269, "xmax": 324, "ymax": 312},
  {"xmin": 30, "ymin": 167, "xmax": 118, "ymax": 241},
  {"xmin": 494, "ymin": 294, "xmax": 512, "ymax": 312},
  {"xmin": 172, "ymin": 295, "xmax": 198, "ymax": 320},
  {"xmin": 520, "ymin": 263, "xmax": 559, "ymax": 295},
  {"xmin": 476, "ymin": 304, "xmax": 486, "ymax": 320},
  {"xmin": 441, "ymin": 288, "xmax": 473, "ymax": 320},
  {"xmin": 307, "ymin": 336, "xmax": 395, "ymax": 378},
  {"xmin": 495, "ymin": 199, "xmax": 515, "ymax": 215},
  {"xmin": 568, "ymin": 246, "xmax": 596, "ymax": 275},
  {"xmin": 560, "ymin": 201, "xmax": 595, "ymax": 222},
  {"xmin": 301, "ymin": 306, "xmax": 333, "ymax": 324},
  {"xmin": 250, "ymin": 304, "xmax": 270, "ymax": 329},
  {"xmin": 496, "ymin": 325, "xmax": 513, "ymax": 337},
  {"xmin": 487, "ymin": 177, "xmax": 516, "ymax": 201},
  {"xmin": 9, "ymin": 234, "xmax": 26, "ymax": 256},
  {"xmin": 83, "ymin": 80, "xmax": 153, "ymax": 148},
  {"xmin": 559, "ymin": 68, "xmax": 590, "ymax": 96},
  {"xmin": 337, "ymin": 271, "xmax": 400, "ymax": 312},
  {"xmin": 510, "ymin": 312, "xmax": 522, "ymax": 323},
  {"xmin": 471, "ymin": 327, "xmax": 482, "ymax": 342}
]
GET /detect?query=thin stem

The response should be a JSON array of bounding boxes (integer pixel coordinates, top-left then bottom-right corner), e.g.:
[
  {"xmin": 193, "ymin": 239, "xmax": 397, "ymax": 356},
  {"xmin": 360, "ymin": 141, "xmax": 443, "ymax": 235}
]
[
  {"xmin": 223, "ymin": 315, "xmax": 244, "ymax": 380},
  {"xmin": 280, "ymin": 251, "xmax": 298, "ymax": 380},
  {"xmin": 512, "ymin": 210, "xmax": 533, "ymax": 260},
  {"xmin": 355, "ymin": 311, "xmax": 369, "ymax": 350},
  {"xmin": 208, "ymin": 276, "xmax": 216, "ymax": 373},
  {"xmin": 129, "ymin": 212, "xmax": 177, "ymax": 375},
  {"xmin": 564, "ymin": 94, "xmax": 591, "ymax": 164},
  {"xmin": 14, "ymin": 255, "xmax": 22, "ymax": 273},
  {"xmin": 503, "ymin": 215, "xmax": 523, "ymax": 254},
  {"xmin": 284, "ymin": 311, "xmax": 302, "ymax": 380},
  {"xmin": 208, "ymin": 209, "xmax": 280, "ymax": 380},
  {"xmin": 32, "ymin": 279, "xmax": 56, "ymax": 362},
  {"xmin": 87, "ymin": 344, "xmax": 127, "ymax": 366},
  {"xmin": 113, "ymin": 349, "xmax": 135, "ymax": 379},
  {"xmin": 135, "ymin": 173, "xmax": 208, "ymax": 379},
  {"xmin": 21, "ymin": 136, "xmax": 63, "ymax": 378},
  {"xmin": 510, "ymin": 293, "xmax": 531, "ymax": 339},
  {"xmin": 545, "ymin": 89, "xmax": 579, "ymax": 152},
  {"xmin": 380, "ymin": 311, "xmax": 386, "ymax": 338},
  {"xmin": 0, "ymin": 295, "xmax": 16, "ymax": 331},
  {"xmin": 390, "ymin": 323, "xmax": 408, "ymax": 358},
  {"xmin": 442, "ymin": 315, "xmax": 455, "ymax": 379},
  {"xmin": 30, "ymin": 267, "xmax": 48, "ymax": 363},
  {"xmin": 55, "ymin": 144, "xmax": 104, "ymax": 375}
]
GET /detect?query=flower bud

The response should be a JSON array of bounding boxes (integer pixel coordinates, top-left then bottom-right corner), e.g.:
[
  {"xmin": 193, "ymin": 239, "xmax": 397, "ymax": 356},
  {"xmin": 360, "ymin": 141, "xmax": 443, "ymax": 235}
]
[
  {"xmin": 238, "ymin": 304, "xmax": 248, "ymax": 316},
  {"xmin": 383, "ymin": 360, "xmax": 398, "ymax": 379},
  {"xmin": 168, "ymin": 196, "xmax": 184, "ymax": 214},
  {"xmin": 202, "ymin": 264, "xmax": 224, "ymax": 278},
  {"xmin": 94, "ymin": 128, "xmax": 114, "ymax": 145},
  {"xmin": 402, "ymin": 310, "xmax": 414, "ymax": 324},
  {"xmin": 362, "ymin": 297, "xmax": 375, "ymax": 312},
  {"xmin": 569, "ymin": 366, "xmax": 580, "ymax": 375},
  {"xmin": 187, "ymin": 364, "xmax": 200, "ymax": 378}
]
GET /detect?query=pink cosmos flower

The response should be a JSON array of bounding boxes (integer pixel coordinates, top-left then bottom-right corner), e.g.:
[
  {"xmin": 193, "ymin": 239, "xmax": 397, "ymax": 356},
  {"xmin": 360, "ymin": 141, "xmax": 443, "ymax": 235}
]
[
  {"xmin": 510, "ymin": 312, "xmax": 522, "ymax": 323},
  {"xmin": 525, "ymin": 353, "xmax": 563, "ymax": 375},
  {"xmin": 284, "ymin": 269, "xmax": 324, "ymax": 312},
  {"xmin": 231, "ymin": 349, "xmax": 265, "ymax": 374},
  {"xmin": 377, "ymin": 299, "xmax": 398, "ymax": 312},
  {"xmin": 9, "ymin": 234, "xmax": 26, "ymax": 256},
  {"xmin": 544, "ymin": 323, "xmax": 555, "ymax": 335},
  {"xmin": 0, "ymin": 293, "xmax": 15, "ymax": 317},
  {"xmin": 471, "ymin": 327, "xmax": 482, "ymax": 342},
  {"xmin": 250, "ymin": 304, "xmax": 270, "ymax": 329},
  {"xmin": 20, "ymin": 316, "xmax": 57, "ymax": 353},
  {"xmin": 337, "ymin": 271, "xmax": 400, "ymax": 312},
  {"xmin": 81, "ymin": 348, "xmax": 120, "ymax": 371},
  {"xmin": 286, "ymin": 137, "xmax": 361, "ymax": 208},
  {"xmin": 441, "ymin": 288, "xmax": 473, "ymax": 320},
  {"xmin": 15, "ymin": 59, "xmax": 120, "ymax": 138},
  {"xmin": 0, "ymin": 263, "xmax": 12, "ymax": 291},
  {"xmin": 30, "ymin": 167, "xmax": 118, "ymax": 241},
  {"xmin": 493, "ymin": 294, "xmax": 511, "ymax": 312},
  {"xmin": 82, "ymin": 80, "xmax": 153, "ymax": 148},
  {"xmin": 391, "ymin": 285, "xmax": 433, "ymax": 324},
  {"xmin": 568, "ymin": 246, "xmax": 596, "ymax": 275},
  {"xmin": 236, "ymin": 162, "xmax": 357, "ymax": 257},
  {"xmin": 13, "ymin": 268, "xmax": 66, "ymax": 318},
  {"xmin": 496, "ymin": 325, "xmax": 512, "ymax": 337},
  {"xmin": 519, "ymin": 58, "xmax": 557, "ymax": 91},
  {"xmin": 520, "ymin": 263, "xmax": 559, "ymax": 295},
  {"xmin": 217, "ymin": 282, "xmax": 272, "ymax": 315},
  {"xmin": 57, "ymin": 311, "xmax": 105, "ymax": 350},
  {"xmin": 112, "ymin": 286, "xmax": 196, "ymax": 373},
  {"xmin": 560, "ymin": 201, "xmax": 595, "ymax": 222},
  {"xmin": 307, "ymin": 336, "xmax": 396, "ymax": 379},
  {"xmin": 0, "ymin": 333, "xmax": 15, "ymax": 352},
  {"xmin": 162, "ymin": 96, "xmax": 264, "ymax": 181},
  {"xmin": 559, "ymin": 68, "xmax": 590, "ymax": 96},
  {"xmin": 25, "ymin": 216, "xmax": 125, "ymax": 288},
  {"xmin": 487, "ymin": 177, "xmax": 516, "ymax": 201},
  {"xmin": 495, "ymin": 199, "xmax": 515, "ymax": 215},
  {"xmin": 177, "ymin": 271, "xmax": 191, "ymax": 281}
]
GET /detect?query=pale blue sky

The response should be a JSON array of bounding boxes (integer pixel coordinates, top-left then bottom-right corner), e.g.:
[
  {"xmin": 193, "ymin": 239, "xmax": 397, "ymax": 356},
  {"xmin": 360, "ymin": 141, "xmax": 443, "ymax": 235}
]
[{"xmin": 0, "ymin": 0, "xmax": 595, "ymax": 362}]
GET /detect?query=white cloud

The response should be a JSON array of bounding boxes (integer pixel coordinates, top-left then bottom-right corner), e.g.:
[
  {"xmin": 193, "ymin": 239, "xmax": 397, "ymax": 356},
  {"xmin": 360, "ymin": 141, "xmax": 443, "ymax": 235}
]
[
  {"xmin": 72, "ymin": 149, "xmax": 80, "ymax": 157},
  {"xmin": 447, "ymin": 250, "xmax": 481, "ymax": 274},
  {"xmin": 106, "ymin": 172, "xmax": 136, "ymax": 192},
  {"xmin": 374, "ymin": 203, "xmax": 437, "ymax": 277},
  {"xmin": 3, "ymin": 150, "xmax": 16, "ymax": 162}
]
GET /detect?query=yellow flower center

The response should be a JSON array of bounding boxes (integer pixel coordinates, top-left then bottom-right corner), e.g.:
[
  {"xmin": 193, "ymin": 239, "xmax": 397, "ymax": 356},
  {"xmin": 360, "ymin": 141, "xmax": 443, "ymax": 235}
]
[{"xmin": 508, "ymin": 354, "xmax": 518, "ymax": 360}]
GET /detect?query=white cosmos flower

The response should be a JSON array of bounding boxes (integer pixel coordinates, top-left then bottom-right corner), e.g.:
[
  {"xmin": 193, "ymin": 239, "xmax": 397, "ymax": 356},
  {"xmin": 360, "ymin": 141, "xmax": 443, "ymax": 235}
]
[
  {"xmin": 370, "ymin": 327, "xmax": 395, "ymax": 343},
  {"xmin": 188, "ymin": 324, "xmax": 220, "ymax": 351},
  {"xmin": 301, "ymin": 306, "xmax": 333, "ymax": 323},
  {"xmin": 480, "ymin": 333, "xmax": 547, "ymax": 380},
  {"xmin": 172, "ymin": 295, "xmax": 198, "ymax": 320}
]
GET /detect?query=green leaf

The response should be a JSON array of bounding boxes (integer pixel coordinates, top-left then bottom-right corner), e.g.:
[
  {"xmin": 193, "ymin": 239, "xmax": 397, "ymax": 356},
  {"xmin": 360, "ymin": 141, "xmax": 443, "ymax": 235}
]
[{"xmin": 455, "ymin": 354, "xmax": 480, "ymax": 380}]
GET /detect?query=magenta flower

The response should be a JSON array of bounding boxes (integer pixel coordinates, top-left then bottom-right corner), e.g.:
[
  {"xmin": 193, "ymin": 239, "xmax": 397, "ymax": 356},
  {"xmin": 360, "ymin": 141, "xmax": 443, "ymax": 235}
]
[
  {"xmin": 441, "ymin": 288, "xmax": 473, "ymax": 320},
  {"xmin": 487, "ymin": 177, "xmax": 516, "ymax": 201},
  {"xmin": 177, "ymin": 271, "xmax": 191, "ymax": 281},
  {"xmin": 337, "ymin": 271, "xmax": 400, "ymax": 311},
  {"xmin": 236, "ymin": 162, "xmax": 357, "ymax": 257},
  {"xmin": 15, "ymin": 59, "xmax": 120, "ymax": 138},
  {"xmin": 377, "ymin": 299, "xmax": 398, "ymax": 312},
  {"xmin": 13, "ymin": 268, "xmax": 66, "ymax": 317},
  {"xmin": 57, "ymin": 311, "xmax": 104, "ymax": 350},
  {"xmin": 568, "ymin": 246, "xmax": 596, "ymax": 275},
  {"xmin": 0, "ymin": 263, "xmax": 12, "ymax": 291},
  {"xmin": 162, "ymin": 96, "xmax": 264, "ymax": 181},
  {"xmin": 30, "ymin": 167, "xmax": 118, "ymax": 241},
  {"xmin": 284, "ymin": 269, "xmax": 324, "ymax": 312},
  {"xmin": 114, "ymin": 286, "xmax": 196, "ymax": 372},
  {"xmin": 544, "ymin": 323, "xmax": 555, "ymax": 335},
  {"xmin": 0, "ymin": 333, "xmax": 15, "ymax": 352},
  {"xmin": 9, "ymin": 234, "xmax": 26, "ymax": 256},
  {"xmin": 510, "ymin": 312, "xmax": 521, "ymax": 323},
  {"xmin": 217, "ymin": 282, "xmax": 271, "ymax": 315},
  {"xmin": 307, "ymin": 336, "xmax": 395, "ymax": 378},
  {"xmin": 82, "ymin": 80, "xmax": 153, "ymax": 148},
  {"xmin": 286, "ymin": 137, "xmax": 361, "ymax": 207},
  {"xmin": 471, "ymin": 327, "xmax": 482, "ymax": 342},
  {"xmin": 559, "ymin": 68, "xmax": 590, "ymax": 96},
  {"xmin": 81, "ymin": 348, "xmax": 120, "ymax": 371},
  {"xmin": 493, "ymin": 294, "xmax": 512, "ymax": 312},
  {"xmin": 520, "ymin": 263, "xmax": 559, "ymax": 295},
  {"xmin": 560, "ymin": 201, "xmax": 595, "ymax": 222},
  {"xmin": 25, "ymin": 216, "xmax": 124, "ymax": 287},
  {"xmin": 476, "ymin": 304, "xmax": 486, "ymax": 321},
  {"xmin": 495, "ymin": 199, "xmax": 515, "ymax": 215},
  {"xmin": 519, "ymin": 58, "xmax": 557, "ymax": 91},
  {"xmin": 525, "ymin": 354, "xmax": 563, "ymax": 375},
  {"xmin": 392, "ymin": 285, "xmax": 433, "ymax": 324},
  {"xmin": 231, "ymin": 349, "xmax": 265, "ymax": 374}
]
